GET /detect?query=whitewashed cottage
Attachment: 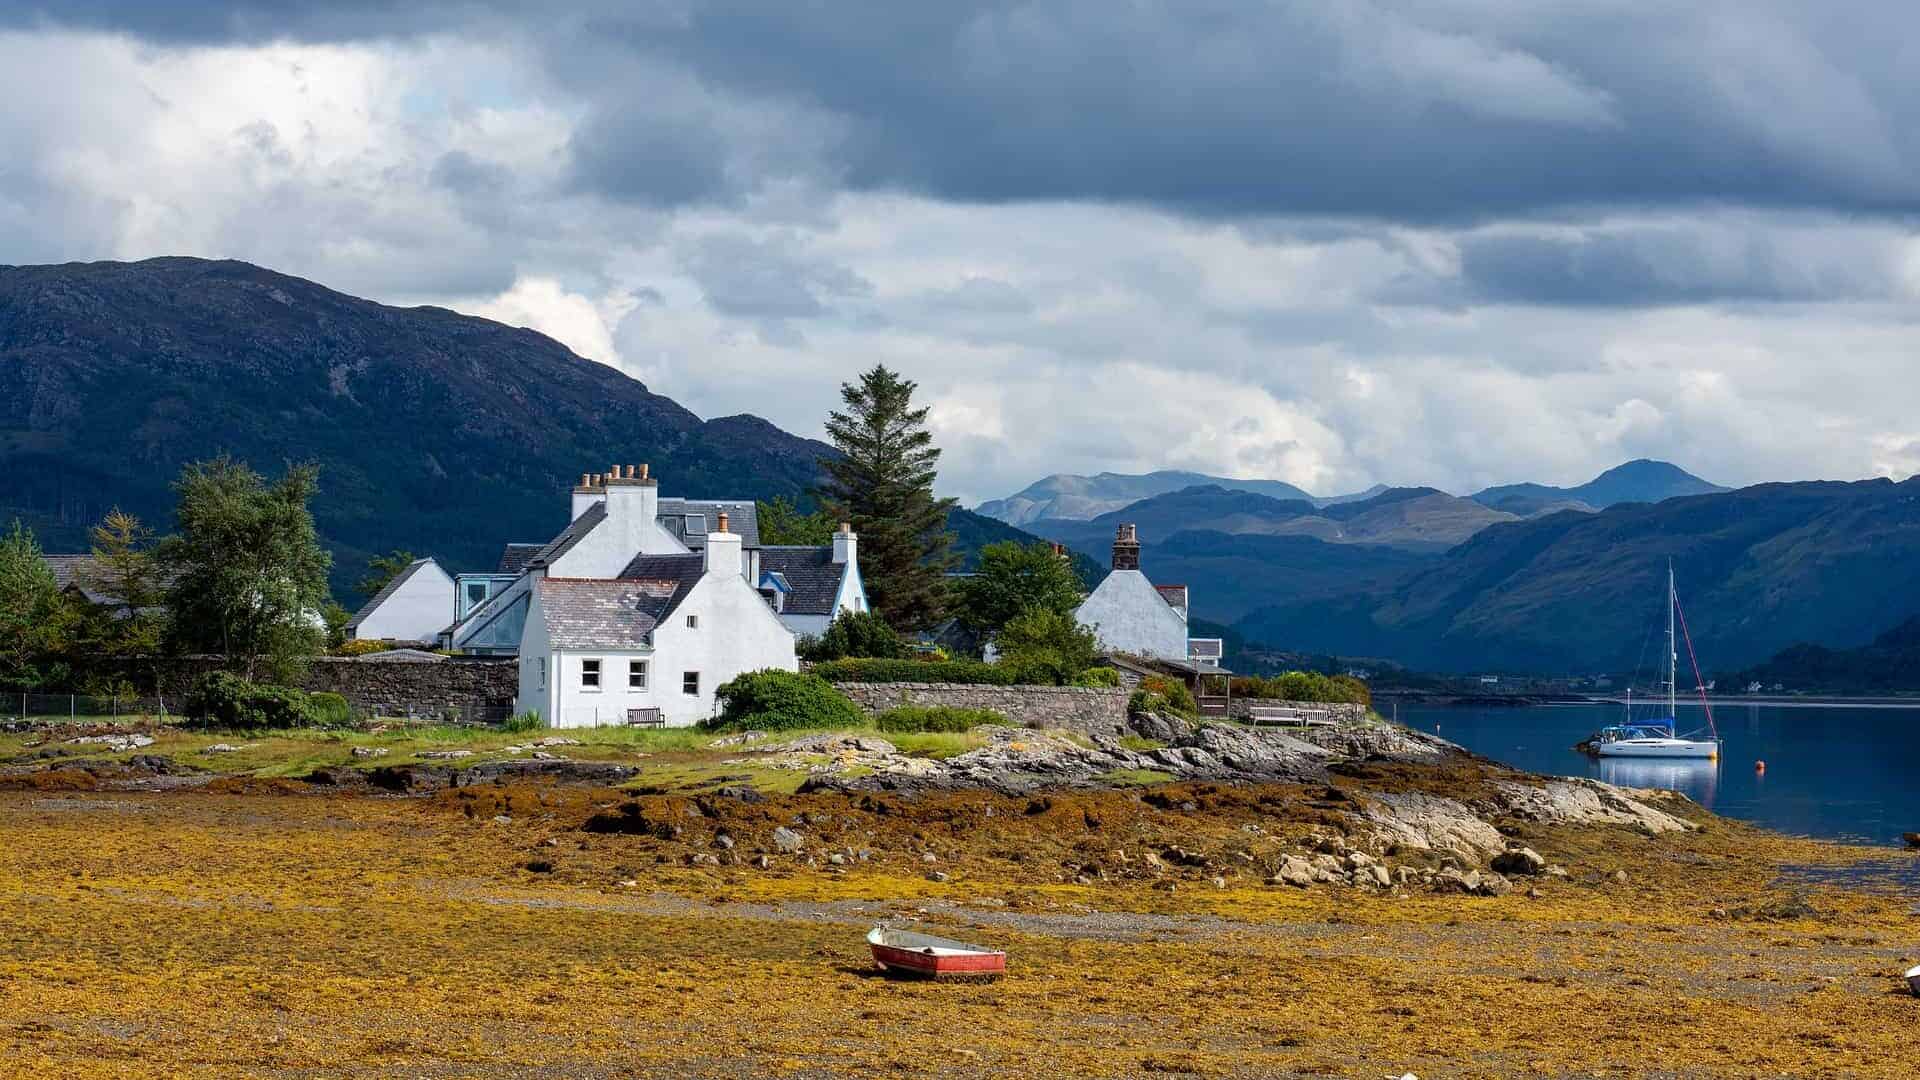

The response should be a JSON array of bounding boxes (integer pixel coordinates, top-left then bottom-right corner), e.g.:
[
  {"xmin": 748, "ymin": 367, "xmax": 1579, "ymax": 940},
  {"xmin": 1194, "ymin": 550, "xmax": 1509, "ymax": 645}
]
[
  {"xmin": 441, "ymin": 464, "xmax": 865, "ymax": 726},
  {"xmin": 344, "ymin": 557, "xmax": 456, "ymax": 644},
  {"xmin": 1074, "ymin": 524, "xmax": 1195, "ymax": 662}
]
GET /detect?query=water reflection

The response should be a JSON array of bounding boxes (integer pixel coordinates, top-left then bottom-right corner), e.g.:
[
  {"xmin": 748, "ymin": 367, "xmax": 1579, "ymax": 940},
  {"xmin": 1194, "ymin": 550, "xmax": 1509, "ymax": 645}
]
[{"xmin": 1593, "ymin": 757, "xmax": 1719, "ymax": 809}]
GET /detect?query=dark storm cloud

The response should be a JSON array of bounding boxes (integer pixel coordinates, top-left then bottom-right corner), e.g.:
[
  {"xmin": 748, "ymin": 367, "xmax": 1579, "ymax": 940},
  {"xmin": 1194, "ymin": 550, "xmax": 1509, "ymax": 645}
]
[{"xmin": 15, "ymin": 2, "xmax": 1920, "ymax": 223}]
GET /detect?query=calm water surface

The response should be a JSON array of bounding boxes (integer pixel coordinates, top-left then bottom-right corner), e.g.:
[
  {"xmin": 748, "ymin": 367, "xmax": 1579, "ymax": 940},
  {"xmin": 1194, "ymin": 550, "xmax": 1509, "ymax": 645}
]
[{"xmin": 1394, "ymin": 701, "xmax": 1920, "ymax": 846}]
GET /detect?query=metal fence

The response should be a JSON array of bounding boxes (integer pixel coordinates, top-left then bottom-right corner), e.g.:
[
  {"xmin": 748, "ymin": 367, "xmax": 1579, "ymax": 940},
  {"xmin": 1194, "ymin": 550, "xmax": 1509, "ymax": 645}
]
[{"xmin": 2, "ymin": 692, "xmax": 174, "ymax": 724}]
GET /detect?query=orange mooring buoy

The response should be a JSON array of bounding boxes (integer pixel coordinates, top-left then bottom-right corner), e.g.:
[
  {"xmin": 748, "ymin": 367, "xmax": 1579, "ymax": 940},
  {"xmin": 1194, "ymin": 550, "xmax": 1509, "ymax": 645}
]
[{"xmin": 1755, "ymin": 760, "xmax": 1766, "ymax": 773}]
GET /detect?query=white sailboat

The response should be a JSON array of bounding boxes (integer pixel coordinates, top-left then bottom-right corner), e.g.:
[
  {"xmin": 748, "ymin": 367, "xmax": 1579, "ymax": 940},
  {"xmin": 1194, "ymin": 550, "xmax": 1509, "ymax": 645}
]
[{"xmin": 1593, "ymin": 564, "xmax": 1722, "ymax": 760}]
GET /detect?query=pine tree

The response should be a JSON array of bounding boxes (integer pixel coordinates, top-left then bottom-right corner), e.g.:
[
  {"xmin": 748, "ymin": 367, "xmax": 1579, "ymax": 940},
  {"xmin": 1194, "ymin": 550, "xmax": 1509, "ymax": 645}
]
[{"xmin": 816, "ymin": 365, "xmax": 957, "ymax": 631}]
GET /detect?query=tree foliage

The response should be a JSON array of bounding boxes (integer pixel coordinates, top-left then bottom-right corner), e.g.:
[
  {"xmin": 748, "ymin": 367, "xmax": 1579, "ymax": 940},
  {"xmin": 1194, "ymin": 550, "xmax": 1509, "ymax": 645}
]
[
  {"xmin": 992, "ymin": 607, "xmax": 1100, "ymax": 686},
  {"xmin": 1231, "ymin": 671, "xmax": 1371, "ymax": 706},
  {"xmin": 757, "ymin": 496, "xmax": 837, "ymax": 546},
  {"xmin": 954, "ymin": 541, "xmax": 1085, "ymax": 635},
  {"xmin": 708, "ymin": 669, "xmax": 863, "ymax": 732},
  {"xmin": 355, "ymin": 549, "xmax": 417, "ymax": 600},
  {"xmin": 73, "ymin": 509, "xmax": 166, "ymax": 660},
  {"xmin": 797, "ymin": 610, "xmax": 908, "ymax": 662},
  {"xmin": 0, "ymin": 520, "xmax": 76, "ymax": 689},
  {"xmin": 159, "ymin": 457, "xmax": 332, "ymax": 680},
  {"xmin": 815, "ymin": 365, "xmax": 957, "ymax": 632}
]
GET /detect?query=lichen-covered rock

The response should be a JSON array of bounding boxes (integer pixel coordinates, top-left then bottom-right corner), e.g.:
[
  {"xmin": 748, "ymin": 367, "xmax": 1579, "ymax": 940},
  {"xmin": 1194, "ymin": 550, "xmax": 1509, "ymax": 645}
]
[
  {"xmin": 1358, "ymin": 791, "xmax": 1508, "ymax": 861},
  {"xmin": 1488, "ymin": 779, "xmax": 1691, "ymax": 834}
]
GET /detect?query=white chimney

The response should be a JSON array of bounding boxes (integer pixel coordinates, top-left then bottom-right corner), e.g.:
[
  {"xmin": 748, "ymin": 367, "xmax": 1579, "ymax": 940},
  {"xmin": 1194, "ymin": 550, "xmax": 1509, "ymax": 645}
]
[
  {"xmin": 832, "ymin": 521, "xmax": 857, "ymax": 566},
  {"xmin": 602, "ymin": 463, "xmax": 658, "ymax": 550},
  {"xmin": 705, "ymin": 510, "xmax": 743, "ymax": 578},
  {"xmin": 570, "ymin": 472, "xmax": 602, "ymax": 521}
]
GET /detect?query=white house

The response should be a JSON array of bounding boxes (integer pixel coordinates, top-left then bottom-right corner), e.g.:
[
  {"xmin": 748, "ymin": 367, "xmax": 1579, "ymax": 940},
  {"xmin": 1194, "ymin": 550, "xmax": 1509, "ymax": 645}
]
[
  {"xmin": 443, "ymin": 465, "xmax": 866, "ymax": 658},
  {"xmin": 515, "ymin": 513, "xmax": 799, "ymax": 727},
  {"xmin": 344, "ymin": 557, "xmax": 456, "ymax": 644},
  {"xmin": 757, "ymin": 523, "xmax": 867, "ymax": 638},
  {"xmin": 1074, "ymin": 524, "xmax": 1191, "ymax": 661}
]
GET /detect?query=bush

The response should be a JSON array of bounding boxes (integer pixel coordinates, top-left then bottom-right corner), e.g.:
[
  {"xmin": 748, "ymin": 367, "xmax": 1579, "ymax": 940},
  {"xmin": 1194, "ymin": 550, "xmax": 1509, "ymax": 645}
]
[
  {"xmin": 709, "ymin": 669, "xmax": 863, "ymax": 731},
  {"xmin": 798, "ymin": 610, "xmax": 908, "ymax": 663},
  {"xmin": 502, "ymin": 709, "xmax": 545, "ymax": 733},
  {"xmin": 1130, "ymin": 674, "xmax": 1197, "ymax": 719},
  {"xmin": 1231, "ymin": 671, "xmax": 1371, "ymax": 706},
  {"xmin": 183, "ymin": 671, "xmax": 330, "ymax": 730},
  {"xmin": 990, "ymin": 607, "xmax": 1098, "ymax": 686},
  {"xmin": 1071, "ymin": 666, "xmax": 1120, "ymax": 688},
  {"xmin": 334, "ymin": 638, "xmax": 393, "ymax": 657},
  {"xmin": 873, "ymin": 704, "xmax": 1004, "ymax": 733},
  {"xmin": 811, "ymin": 657, "xmax": 1018, "ymax": 685},
  {"xmin": 307, "ymin": 691, "xmax": 354, "ymax": 727}
]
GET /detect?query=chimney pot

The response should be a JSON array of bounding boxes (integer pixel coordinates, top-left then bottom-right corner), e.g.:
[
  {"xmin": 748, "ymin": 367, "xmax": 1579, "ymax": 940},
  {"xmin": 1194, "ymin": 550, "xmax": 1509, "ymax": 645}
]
[
  {"xmin": 639, "ymin": 463, "xmax": 649, "ymax": 481},
  {"xmin": 1111, "ymin": 522, "xmax": 1142, "ymax": 572},
  {"xmin": 839, "ymin": 521, "xmax": 851, "ymax": 534},
  {"xmin": 579, "ymin": 473, "xmax": 590, "ymax": 488},
  {"xmin": 716, "ymin": 511, "xmax": 730, "ymax": 534}
]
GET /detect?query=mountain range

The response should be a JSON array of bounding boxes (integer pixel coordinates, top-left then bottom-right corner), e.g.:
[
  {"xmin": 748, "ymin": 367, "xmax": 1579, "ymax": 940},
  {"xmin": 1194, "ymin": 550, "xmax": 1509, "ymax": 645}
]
[{"xmin": 0, "ymin": 257, "xmax": 1043, "ymax": 595}]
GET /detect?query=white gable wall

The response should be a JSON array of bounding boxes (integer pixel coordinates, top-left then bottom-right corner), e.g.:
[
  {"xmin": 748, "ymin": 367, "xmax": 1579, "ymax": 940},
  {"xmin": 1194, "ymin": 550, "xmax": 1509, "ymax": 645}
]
[
  {"xmin": 352, "ymin": 561, "xmax": 457, "ymax": 643},
  {"xmin": 1075, "ymin": 569, "xmax": 1188, "ymax": 661},
  {"xmin": 516, "ymin": 560, "xmax": 799, "ymax": 729}
]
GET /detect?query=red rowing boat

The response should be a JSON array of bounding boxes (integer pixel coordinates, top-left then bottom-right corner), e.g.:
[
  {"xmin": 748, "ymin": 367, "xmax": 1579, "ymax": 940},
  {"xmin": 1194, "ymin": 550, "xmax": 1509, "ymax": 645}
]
[{"xmin": 867, "ymin": 926, "xmax": 1007, "ymax": 979}]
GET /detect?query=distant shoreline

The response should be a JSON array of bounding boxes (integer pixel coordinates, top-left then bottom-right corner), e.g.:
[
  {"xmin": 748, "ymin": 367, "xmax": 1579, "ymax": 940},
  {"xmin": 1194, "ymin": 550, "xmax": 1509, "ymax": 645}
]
[{"xmin": 1377, "ymin": 692, "xmax": 1920, "ymax": 710}]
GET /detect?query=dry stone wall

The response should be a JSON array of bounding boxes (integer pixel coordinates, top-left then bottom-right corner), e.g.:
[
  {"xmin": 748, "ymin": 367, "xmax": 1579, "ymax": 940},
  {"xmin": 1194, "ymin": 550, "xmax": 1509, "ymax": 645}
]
[
  {"xmin": 75, "ymin": 656, "xmax": 519, "ymax": 719},
  {"xmin": 1226, "ymin": 699, "xmax": 1371, "ymax": 726},
  {"xmin": 830, "ymin": 682, "xmax": 1130, "ymax": 738}
]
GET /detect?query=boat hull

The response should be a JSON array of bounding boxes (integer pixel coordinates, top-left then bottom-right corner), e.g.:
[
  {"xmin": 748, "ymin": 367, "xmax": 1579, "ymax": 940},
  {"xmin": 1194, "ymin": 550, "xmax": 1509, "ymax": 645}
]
[
  {"xmin": 1595, "ymin": 738, "xmax": 1720, "ymax": 759},
  {"xmin": 867, "ymin": 927, "xmax": 1006, "ymax": 979},
  {"xmin": 1907, "ymin": 964, "xmax": 1920, "ymax": 998}
]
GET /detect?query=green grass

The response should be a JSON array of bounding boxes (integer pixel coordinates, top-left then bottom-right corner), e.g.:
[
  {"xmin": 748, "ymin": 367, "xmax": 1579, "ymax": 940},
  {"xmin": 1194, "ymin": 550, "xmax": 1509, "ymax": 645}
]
[
  {"xmin": 1117, "ymin": 735, "xmax": 1166, "ymax": 752},
  {"xmin": 1100, "ymin": 767, "xmax": 1178, "ymax": 787}
]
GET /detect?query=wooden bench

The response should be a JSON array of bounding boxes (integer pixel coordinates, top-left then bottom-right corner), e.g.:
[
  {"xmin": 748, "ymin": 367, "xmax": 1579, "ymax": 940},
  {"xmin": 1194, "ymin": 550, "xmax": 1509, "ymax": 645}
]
[
  {"xmin": 1246, "ymin": 705, "xmax": 1335, "ymax": 728},
  {"xmin": 625, "ymin": 707, "xmax": 665, "ymax": 728}
]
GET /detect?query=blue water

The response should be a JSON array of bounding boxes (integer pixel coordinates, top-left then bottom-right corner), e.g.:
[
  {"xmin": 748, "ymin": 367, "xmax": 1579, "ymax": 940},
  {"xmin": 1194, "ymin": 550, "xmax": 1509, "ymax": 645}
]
[{"xmin": 1393, "ymin": 701, "xmax": 1920, "ymax": 846}]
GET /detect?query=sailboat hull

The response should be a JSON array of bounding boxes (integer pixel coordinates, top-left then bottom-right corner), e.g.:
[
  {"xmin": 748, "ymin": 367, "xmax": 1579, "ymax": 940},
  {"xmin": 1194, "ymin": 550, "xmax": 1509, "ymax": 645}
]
[{"xmin": 1595, "ymin": 738, "xmax": 1719, "ymax": 759}]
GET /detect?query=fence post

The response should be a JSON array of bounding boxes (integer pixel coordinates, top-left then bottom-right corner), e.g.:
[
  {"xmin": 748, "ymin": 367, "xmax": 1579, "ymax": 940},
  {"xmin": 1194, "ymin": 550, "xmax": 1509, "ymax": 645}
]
[{"xmin": 70, "ymin": 694, "xmax": 76, "ymax": 722}]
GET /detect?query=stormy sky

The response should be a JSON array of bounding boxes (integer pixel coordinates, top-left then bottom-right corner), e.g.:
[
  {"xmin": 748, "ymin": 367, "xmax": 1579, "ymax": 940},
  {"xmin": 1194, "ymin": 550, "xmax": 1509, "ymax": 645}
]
[{"xmin": 6, "ymin": 2, "xmax": 1920, "ymax": 503}]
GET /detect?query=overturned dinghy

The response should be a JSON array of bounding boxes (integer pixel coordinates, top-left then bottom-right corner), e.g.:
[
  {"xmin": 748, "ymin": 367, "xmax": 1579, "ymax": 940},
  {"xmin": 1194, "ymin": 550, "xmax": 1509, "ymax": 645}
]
[{"xmin": 868, "ymin": 926, "xmax": 1006, "ymax": 980}]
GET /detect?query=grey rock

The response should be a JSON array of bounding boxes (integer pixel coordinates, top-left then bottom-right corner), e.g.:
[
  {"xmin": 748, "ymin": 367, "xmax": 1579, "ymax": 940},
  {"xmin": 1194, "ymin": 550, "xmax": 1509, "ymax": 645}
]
[
  {"xmin": 68, "ymin": 733, "xmax": 154, "ymax": 752},
  {"xmin": 350, "ymin": 746, "xmax": 389, "ymax": 759},
  {"xmin": 926, "ymin": 870, "xmax": 950, "ymax": 883},
  {"xmin": 771, "ymin": 826, "xmax": 804, "ymax": 854},
  {"xmin": 715, "ymin": 833, "xmax": 735, "ymax": 850},
  {"xmin": 1491, "ymin": 847, "xmax": 1548, "ymax": 877},
  {"xmin": 1272, "ymin": 855, "xmax": 1316, "ymax": 888}
]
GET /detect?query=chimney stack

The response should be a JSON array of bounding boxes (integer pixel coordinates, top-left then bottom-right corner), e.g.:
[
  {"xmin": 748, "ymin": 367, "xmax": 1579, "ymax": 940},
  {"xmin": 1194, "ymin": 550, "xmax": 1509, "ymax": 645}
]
[
  {"xmin": 832, "ymin": 521, "xmax": 857, "ymax": 566},
  {"xmin": 1111, "ymin": 523, "xmax": 1141, "ymax": 572},
  {"xmin": 704, "ymin": 510, "xmax": 743, "ymax": 578}
]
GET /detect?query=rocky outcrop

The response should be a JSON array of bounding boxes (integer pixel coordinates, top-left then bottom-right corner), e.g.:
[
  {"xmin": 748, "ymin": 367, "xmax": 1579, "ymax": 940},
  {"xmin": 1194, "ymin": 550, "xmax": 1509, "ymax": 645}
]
[
  {"xmin": 1486, "ymin": 778, "xmax": 1692, "ymax": 834},
  {"xmin": 1357, "ymin": 791, "xmax": 1509, "ymax": 860}
]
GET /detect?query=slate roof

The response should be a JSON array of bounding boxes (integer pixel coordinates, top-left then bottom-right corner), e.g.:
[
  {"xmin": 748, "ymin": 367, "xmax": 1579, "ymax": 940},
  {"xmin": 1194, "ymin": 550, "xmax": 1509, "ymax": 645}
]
[
  {"xmin": 757, "ymin": 546, "xmax": 847, "ymax": 615},
  {"xmin": 537, "ymin": 566, "xmax": 703, "ymax": 649},
  {"xmin": 41, "ymin": 554, "xmax": 177, "ymax": 608},
  {"xmin": 527, "ymin": 500, "xmax": 606, "ymax": 569},
  {"xmin": 346, "ymin": 557, "xmax": 437, "ymax": 630},
  {"xmin": 496, "ymin": 543, "xmax": 545, "ymax": 574},
  {"xmin": 659, "ymin": 498, "xmax": 760, "ymax": 548},
  {"xmin": 1156, "ymin": 584, "xmax": 1190, "ymax": 610}
]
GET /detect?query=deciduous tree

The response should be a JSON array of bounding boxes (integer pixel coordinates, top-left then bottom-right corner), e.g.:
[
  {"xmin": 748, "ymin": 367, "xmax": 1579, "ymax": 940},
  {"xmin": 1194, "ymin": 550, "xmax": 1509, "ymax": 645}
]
[
  {"xmin": 954, "ymin": 541, "xmax": 1085, "ymax": 635},
  {"xmin": 0, "ymin": 520, "xmax": 76, "ymax": 688}
]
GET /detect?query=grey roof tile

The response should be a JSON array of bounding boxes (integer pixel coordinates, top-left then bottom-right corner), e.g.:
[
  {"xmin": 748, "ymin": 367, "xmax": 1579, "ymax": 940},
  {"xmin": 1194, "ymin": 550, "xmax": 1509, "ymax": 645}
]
[
  {"xmin": 496, "ymin": 543, "xmax": 545, "ymax": 574},
  {"xmin": 658, "ymin": 498, "xmax": 760, "ymax": 548},
  {"xmin": 537, "ymin": 570, "xmax": 704, "ymax": 649},
  {"xmin": 757, "ymin": 546, "xmax": 846, "ymax": 616}
]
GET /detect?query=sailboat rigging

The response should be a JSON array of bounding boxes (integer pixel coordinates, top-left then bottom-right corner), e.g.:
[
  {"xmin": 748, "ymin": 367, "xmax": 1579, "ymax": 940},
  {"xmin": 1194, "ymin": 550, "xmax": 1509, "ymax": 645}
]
[{"xmin": 1586, "ymin": 563, "xmax": 1722, "ymax": 760}]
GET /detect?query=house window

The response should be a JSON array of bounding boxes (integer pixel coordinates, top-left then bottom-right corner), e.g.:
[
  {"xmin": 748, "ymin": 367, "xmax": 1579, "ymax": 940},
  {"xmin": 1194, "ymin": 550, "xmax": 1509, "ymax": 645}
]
[
  {"xmin": 686, "ymin": 614, "xmax": 699, "ymax": 629},
  {"xmin": 537, "ymin": 657, "xmax": 546, "ymax": 690},
  {"xmin": 682, "ymin": 671, "xmax": 700, "ymax": 696},
  {"xmin": 581, "ymin": 659, "xmax": 601, "ymax": 690},
  {"xmin": 628, "ymin": 660, "xmax": 648, "ymax": 690},
  {"xmin": 466, "ymin": 581, "xmax": 489, "ymax": 607},
  {"xmin": 685, "ymin": 513, "xmax": 707, "ymax": 535}
]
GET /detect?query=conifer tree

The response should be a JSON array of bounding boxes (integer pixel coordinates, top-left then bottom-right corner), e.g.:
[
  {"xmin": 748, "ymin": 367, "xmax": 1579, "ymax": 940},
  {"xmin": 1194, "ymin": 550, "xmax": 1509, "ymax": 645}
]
[{"xmin": 816, "ymin": 365, "xmax": 957, "ymax": 631}]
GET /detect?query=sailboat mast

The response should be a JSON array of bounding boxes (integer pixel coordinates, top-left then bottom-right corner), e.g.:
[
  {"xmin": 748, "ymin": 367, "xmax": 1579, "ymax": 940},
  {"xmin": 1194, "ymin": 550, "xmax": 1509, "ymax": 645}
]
[{"xmin": 1667, "ymin": 561, "xmax": 1677, "ymax": 719}]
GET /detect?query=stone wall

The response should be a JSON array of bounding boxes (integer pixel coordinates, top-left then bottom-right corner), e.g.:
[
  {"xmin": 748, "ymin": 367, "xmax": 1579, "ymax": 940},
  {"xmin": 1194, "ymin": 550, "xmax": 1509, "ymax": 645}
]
[
  {"xmin": 78, "ymin": 655, "xmax": 519, "ymax": 720},
  {"xmin": 1226, "ymin": 698, "xmax": 1371, "ymax": 726},
  {"xmin": 830, "ymin": 682, "xmax": 1130, "ymax": 738}
]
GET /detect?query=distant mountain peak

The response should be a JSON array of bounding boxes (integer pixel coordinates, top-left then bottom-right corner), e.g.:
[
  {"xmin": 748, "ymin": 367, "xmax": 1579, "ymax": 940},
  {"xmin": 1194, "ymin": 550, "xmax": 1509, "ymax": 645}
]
[{"xmin": 1471, "ymin": 459, "xmax": 1725, "ymax": 517}]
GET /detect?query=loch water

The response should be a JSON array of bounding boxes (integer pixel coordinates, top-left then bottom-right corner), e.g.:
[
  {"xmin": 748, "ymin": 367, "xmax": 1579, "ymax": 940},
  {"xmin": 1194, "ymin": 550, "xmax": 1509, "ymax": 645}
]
[{"xmin": 1393, "ymin": 701, "xmax": 1920, "ymax": 846}]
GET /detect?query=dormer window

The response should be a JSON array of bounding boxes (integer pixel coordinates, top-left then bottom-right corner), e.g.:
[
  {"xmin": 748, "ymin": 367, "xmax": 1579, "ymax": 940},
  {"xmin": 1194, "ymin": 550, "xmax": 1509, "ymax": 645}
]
[{"xmin": 684, "ymin": 513, "xmax": 707, "ymax": 536}]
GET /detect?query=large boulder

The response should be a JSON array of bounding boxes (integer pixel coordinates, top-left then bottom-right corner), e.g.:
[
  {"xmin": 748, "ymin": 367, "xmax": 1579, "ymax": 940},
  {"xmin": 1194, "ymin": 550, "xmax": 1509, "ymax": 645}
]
[
  {"xmin": 1491, "ymin": 847, "xmax": 1548, "ymax": 877},
  {"xmin": 1358, "ymin": 791, "xmax": 1508, "ymax": 862}
]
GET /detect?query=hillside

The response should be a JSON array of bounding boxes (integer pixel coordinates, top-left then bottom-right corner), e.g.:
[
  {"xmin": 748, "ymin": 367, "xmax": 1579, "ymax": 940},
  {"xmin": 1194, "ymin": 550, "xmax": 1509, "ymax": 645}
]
[
  {"xmin": 1237, "ymin": 479, "xmax": 1920, "ymax": 673},
  {"xmin": 1471, "ymin": 460, "xmax": 1725, "ymax": 517},
  {"xmin": 947, "ymin": 507, "xmax": 1106, "ymax": 586},
  {"xmin": 976, "ymin": 470, "xmax": 1323, "ymax": 524},
  {"xmin": 1030, "ymin": 484, "xmax": 1516, "ymax": 555},
  {"xmin": 0, "ymin": 257, "xmax": 1051, "ymax": 595},
  {"xmin": 1726, "ymin": 616, "xmax": 1920, "ymax": 694}
]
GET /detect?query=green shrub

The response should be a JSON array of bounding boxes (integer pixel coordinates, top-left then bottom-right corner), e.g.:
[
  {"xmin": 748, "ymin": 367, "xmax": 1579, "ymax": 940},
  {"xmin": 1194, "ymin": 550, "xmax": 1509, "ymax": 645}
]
[
  {"xmin": 502, "ymin": 709, "xmax": 545, "ymax": 733},
  {"xmin": 812, "ymin": 657, "xmax": 1018, "ymax": 685},
  {"xmin": 184, "ymin": 671, "xmax": 327, "ymax": 730},
  {"xmin": 1231, "ymin": 671, "xmax": 1371, "ymax": 706},
  {"xmin": 797, "ymin": 610, "xmax": 908, "ymax": 663},
  {"xmin": 991, "ymin": 607, "xmax": 1098, "ymax": 686},
  {"xmin": 1132, "ymin": 675, "xmax": 1197, "ymax": 718},
  {"xmin": 709, "ymin": 669, "xmax": 863, "ymax": 731},
  {"xmin": 1071, "ymin": 666, "xmax": 1120, "ymax": 688},
  {"xmin": 307, "ymin": 691, "xmax": 354, "ymax": 727},
  {"xmin": 873, "ymin": 704, "xmax": 1003, "ymax": 733}
]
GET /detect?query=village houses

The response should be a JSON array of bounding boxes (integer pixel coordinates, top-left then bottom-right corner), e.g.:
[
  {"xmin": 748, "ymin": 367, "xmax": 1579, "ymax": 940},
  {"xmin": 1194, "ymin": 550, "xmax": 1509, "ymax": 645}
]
[{"xmin": 343, "ymin": 463, "xmax": 867, "ymax": 727}]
